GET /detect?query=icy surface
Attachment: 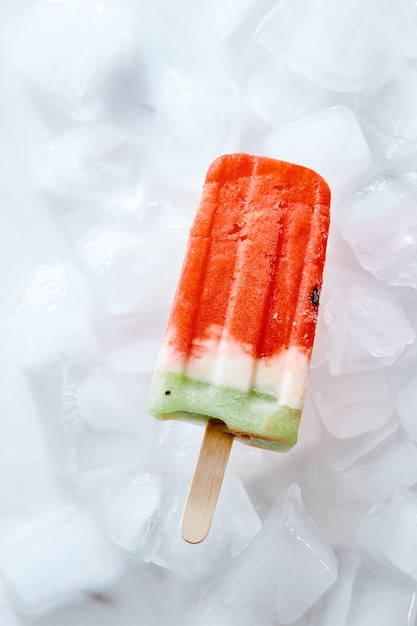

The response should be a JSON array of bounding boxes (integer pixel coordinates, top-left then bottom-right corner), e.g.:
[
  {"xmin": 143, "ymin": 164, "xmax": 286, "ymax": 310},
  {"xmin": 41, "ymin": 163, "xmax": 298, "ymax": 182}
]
[
  {"xmin": 39, "ymin": 124, "xmax": 144, "ymax": 206},
  {"xmin": 366, "ymin": 489, "xmax": 417, "ymax": 581},
  {"xmin": 7, "ymin": 0, "xmax": 144, "ymax": 123},
  {"xmin": 340, "ymin": 171, "xmax": 417, "ymax": 288},
  {"xmin": 254, "ymin": 0, "xmax": 417, "ymax": 92},
  {"xmin": 323, "ymin": 267, "xmax": 414, "ymax": 374},
  {"xmin": 310, "ymin": 421, "xmax": 417, "ymax": 505},
  {"xmin": 2, "ymin": 0, "xmax": 417, "ymax": 624},
  {"xmin": 100, "ymin": 470, "xmax": 261, "ymax": 582},
  {"xmin": 357, "ymin": 57, "xmax": 417, "ymax": 159},
  {"xmin": 149, "ymin": 70, "xmax": 236, "ymax": 188},
  {"xmin": 312, "ymin": 548, "xmax": 417, "ymax": 626},
  {"xmin": 220, "ymin": 484, "xmax": 338, "ymax": 623},
  {"xmin": 310, "ymin": 366, "xmax": 394, "ymax": 439},
  {"xmin": 62, "ymin": 360, "xmax": 154, "ymax": 471},
  {"xmin": 237, "ymin": 41, "xmax": 325, "ymax": 127},
  {"xmin": 1, "ymin": 508, "xmax": 121, "ymax": 614},
  {"xmin": 262, "ymin": 106, "xmax": 372, "ymax": 192},
  {"xmin": 396, "ymin": 359, "xmax": 417, "ymax": 441},
  {"xmin": 66, "ymin": 204, "xmax": 188, "ymax": 314}
]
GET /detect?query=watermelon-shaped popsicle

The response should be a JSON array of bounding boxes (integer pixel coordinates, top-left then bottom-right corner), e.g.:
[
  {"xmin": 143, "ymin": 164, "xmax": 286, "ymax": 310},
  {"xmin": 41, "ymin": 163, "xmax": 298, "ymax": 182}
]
[{"xmin": 148, "ymin": 153, "xmax": 331, "ymax": 541}]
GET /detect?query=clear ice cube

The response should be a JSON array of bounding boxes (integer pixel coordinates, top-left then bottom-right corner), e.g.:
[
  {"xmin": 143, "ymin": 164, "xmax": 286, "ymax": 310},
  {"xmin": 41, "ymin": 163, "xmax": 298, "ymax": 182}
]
[
  {"xmin": 357, "ymin": 57, "xmax": 417, "ymax": 159},
  {"xmin": 185, "ymin": 596, "xmax": 267, "ymax": 626},
  {"xmin": 0, "ymin": 508, "xmax": 121, "ymax": 615},
  {"xmin": 236, "ymin": 41, "xmax": 325, "ymax": 127},
  {"xmin": 255, "ymin": 0, "xmax": 394, "ymax": 92},
  {"xmin": 149, "ymin": 420, "xmax": 265, "ymax": 481},
  {"xmin": 396, "ymin": 359, "xmax": 417, "ymax": 441},
  {"xmin": 220, "ymin": 484, "xmax": 338, "ymax": 624},
  {"xmin": 8, "ymin": 0, "xmax": 145, "ymax": 122},
  {"xmin": 66, "ymin": 204, "xmax": 188, "ymax": 314},
  {"xmin": 100, "ymin": 470, "xmax": 261, "ymax": 582},
  {"xmin": 100, "ymin": 472, "xmax": 166, "ymax": 557},
  {"xmin": 149, "ymin": 70, "xmax": 236, "ymax": 189},
  {"xmin": 368, "ymin": 489, "xmax": 417, "ymax": 581},
  {"xmin": 311, "ymin": 421, "xmax": 417, "ymax": 505},
  {"xmin": 62, "ymin": 360, "xmax": 154, "ymax": 471},
  {"xmin": 95, "ymin": 309, "xmax": 169, "ymax": 374},
  {"xmin": 345, "ymin": 553, "xmax": 417, "ymax": 626},
  {"xmin": 312, "ymin": 548, "xmax": 417, "ymax": 626},
  {"xmin": 5, "ymin": 263, "xmax": 96, "ymax": 367},
  {"xmin": 262, "ymin": 106, "xmax": 371, "ymax": 193},
  {"xmin": 311, "ymin": 366, "xmax": 394, "ymax": 439},
  {"xmin": 14, "ymin": 264, "xmax": 69, "ymax": 315},
  {"xmin": 0, "ymin": 578, "xmax": 20, "ymax": 626},
  {"xmin": 323, "ymin": 267, "xmax": 414, "ymax": 375},
  {"xmin": 39, "ymin": 125, "xmax": 144, "ymax": 208},
  {"xmin": 214, "ymin": 0, "xmax": 276, "ymax": 57},
  {"xmin": 0, "ymin": 367, "xmax": 64, "ymax": 515},
  {"xmin": 340, "ymin": 171, "xmax": 417, "ymax": 288}
]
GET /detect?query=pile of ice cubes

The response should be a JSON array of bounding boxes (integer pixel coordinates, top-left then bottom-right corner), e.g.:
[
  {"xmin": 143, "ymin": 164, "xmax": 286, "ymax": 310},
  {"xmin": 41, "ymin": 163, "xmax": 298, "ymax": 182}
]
[{"xmin": 1, "ymin": 0, "xmax": 417, "ymax": 624}]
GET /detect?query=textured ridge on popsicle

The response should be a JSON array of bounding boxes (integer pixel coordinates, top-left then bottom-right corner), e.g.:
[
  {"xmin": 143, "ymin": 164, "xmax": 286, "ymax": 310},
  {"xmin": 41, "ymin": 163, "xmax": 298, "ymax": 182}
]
[{"xmin": 148, "ymin": 154, "xmax": 330, "ymax": 451}]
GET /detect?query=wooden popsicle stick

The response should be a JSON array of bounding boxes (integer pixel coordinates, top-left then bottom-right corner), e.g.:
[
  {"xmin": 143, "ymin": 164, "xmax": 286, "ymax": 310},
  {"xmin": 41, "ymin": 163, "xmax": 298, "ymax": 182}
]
[{"xmin": 180, "ymin": 420, "xmax": 234, "ymax": 544}]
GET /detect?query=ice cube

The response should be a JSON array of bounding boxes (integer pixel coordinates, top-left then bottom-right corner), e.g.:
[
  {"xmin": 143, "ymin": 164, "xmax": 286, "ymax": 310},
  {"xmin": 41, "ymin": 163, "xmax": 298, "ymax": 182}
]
[
  {"xmin": 323, "ymin": 266, "xmax": 415, "ymax": 375},
  {"xmin": 8, "ymin": 0, "xmax": 146, "ymax": 123},
  {"xmin": 237, "ymin": 41, "xmax": 325, "ymax": 127},
  {"xmin": 100, "ymin": 470, "xmax": 261, "ymax": 582},
  {"xmin": 95, "ymin": 309, "xmax": 169, "ymax": 374},
  {"xmin": 66, "ymin": 203, "xmax": 188, "ymax": 314},
  {"xmin": 0, "ymin": 578, "xmax": 20, "ymax": 626},
  {"xmin": 340, "ymin": 171, "xmax": 417, "ymax": 288},
  {"xmin": 149, "ymin": 419, "xmax": 265, "ymax": 481},
  {"xmin": 368, "ymin": 489, "xmax": 417, "ymax": 581},
  {"xmin": 255, "ymin": 0, "xmax": 416, "ymax": 92},
  {"xmin": 310, "ymin": 365, "xmax": 394, "ymax": 439},
  {"xmin": 345, "ymin": 553, "xmax": 417, "ymax": 626},
  {"xmin": 149, "ymin": 70, "xmax": 236, "ymax": 189},
  {"xmin": 149, "ymin": 421, "xmax": 203, "ymax": 475},
  {"xmin": 39, "ymin": 125, "xmax": 144, "ymax": 208},
  {"xmin": 214, "ymin": 0, "xmax": 276, "ymax": 57},
  {"xmin": 312, "ymin": 548, "xmax": 417, "ymax": 626},
  {"xmin": 311, "ymin": 421, "xmax": 417, "ymax": 505},
  {"xmin": 154, "ymin": 472, "xmax": 262, "ymax": 575},
  {"xmin": 310, "ymin": 548, "xmax": 361, "ymax": 626},
  {"xmin": 220, "ymin": 484, "xmax": 338, "ymax": 624},
  {"xmin": 395, "ymin": 359, "xmax": 417, "ymax": 440},
  {"xmin": 0, "ymin": 367, "xmax": 65, "ymax": 515},
  {"xmin": 62, "ymin": 360, "xmax": 154, "ymax": 471},
  {"xmin": 262, "ymin": 106, "xmax": 371, "ymax": 193},
  {"xmin": 0, "ymin": 508, "xmax": 121, "ymax": 615},
  {"xmin": 357, "ymin": 57, "xmax": 417, "ymax": 159},
  {"xmin": 185, "ymin": 596, "xmax": 267, "ymax": 626},
  {"xmin": 100, "ymin": 472, "xmax": 165, "ymax": 557},
  {"xmin": 14, "ymin": 264, "xmax": 68, "ymax": 314},
  {"xmin": 5, "ymin": 263, "xmax": 96, "ymax": 367},
  {"xmin": 5, "ymin": 315, "xmax": 97, "ymax": 369}
]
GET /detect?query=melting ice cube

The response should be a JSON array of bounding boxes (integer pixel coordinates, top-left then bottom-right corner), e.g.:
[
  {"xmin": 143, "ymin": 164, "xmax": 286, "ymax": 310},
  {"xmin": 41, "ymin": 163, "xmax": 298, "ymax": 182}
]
[
  {"xmin": 340, "ymin": 171, "xmax": 417, "ymax": 289},
  {"xmin": 62, "ymin": 360, "xmax": 154, "ymax": 472},
  {"xmin": 262, "ymin": 106, "xmax": 371, "ymax": 192},
  {"xmin": 357, "ymin": 57, "xmax": 417, "ymax": 159},
  {"xmin": 255, "ymin": 0, "xmax": 394, "ymax": 92},
  {"xmin": 323, "ymin": 266, "xmax": 414, "ymax": 375},
  {"xmin": 100, "ymin": 470, "xmax": 261, "ymax": 582},
  {"xmin": 312, "ymin": 548, "xmax": 417, "ymax": 626},
  {"xmin": 39, "ymin": 125, "xmax": 144, "ymax": 208},
  {"xmin": 8, "ymin": 0, "xmax": 146, "ymax": 122},
  {"xmin": 220, "ymin": 483, "xmax": 338, "ymax": 624},
  {"xmin": 0, "ymin": 508, "xmax": 121, "ymax": 615}
]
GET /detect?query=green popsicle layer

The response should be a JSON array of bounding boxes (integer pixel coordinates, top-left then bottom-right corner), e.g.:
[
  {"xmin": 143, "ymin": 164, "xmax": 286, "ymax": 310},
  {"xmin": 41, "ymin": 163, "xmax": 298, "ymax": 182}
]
[{"xmin": 148, "ymin": 370, "xmax": 301, "ymax": 451}]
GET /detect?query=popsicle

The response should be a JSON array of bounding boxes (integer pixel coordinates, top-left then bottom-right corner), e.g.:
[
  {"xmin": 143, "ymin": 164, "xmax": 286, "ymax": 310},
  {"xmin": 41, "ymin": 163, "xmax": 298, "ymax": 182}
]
[{"xmin": 148, "ymin": 153, "xmax": 330, "ymax": 542}]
